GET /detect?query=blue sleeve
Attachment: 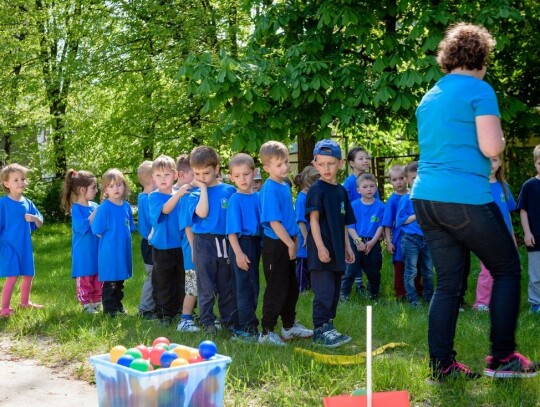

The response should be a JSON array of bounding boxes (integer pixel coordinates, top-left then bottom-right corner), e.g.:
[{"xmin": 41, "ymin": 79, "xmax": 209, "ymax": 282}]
[
  {"xmin": 91, "ymin": 203, "xmax": 107, "ymax": 235},
  {"xmin": 72, "ymin": 205, "xmax": 91, "ymax": 235},
  {"xmin": 148, "ymin": 193, "xmax": 165, "ymax": 227},
  {"xmin": 27, "ymin": 199, "xmax": 43, "ymax": 231},
  {"xmin": 505, "ymin": 183, "xmax": 517, "ymax": 213},
  {"xmin": 179, "ymin": 192, "xmax": 198, "ymax": 230},
  {"xmin": 472, "ymin": 81, "xmax": 500, "ymax": 117},
  {"xmin": 128, "ymin": 203, "xmax": 136, "ymax": 232},
  {"xmin": 295, "ymin": 193, "xmax": 307, "ymax": 224},
  {"xmin": 395, "ymin": 197, "xmax": 411, "ymax": 228},
  {"xmin": 260, "ymin": 182, "xmax": 283, "ymax": 223},
  {"xmin": 0, "ymin": 199, "xmax": 5, "ymax": 235},
  {"xmin": 226, "ymin": 195, "xmax": 241, "ymax": 235}
]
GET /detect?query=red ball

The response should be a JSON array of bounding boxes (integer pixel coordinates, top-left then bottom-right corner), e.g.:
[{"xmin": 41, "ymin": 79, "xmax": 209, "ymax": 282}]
[
  {"xmin": 188, "ymin": 355, "xmax": 204, "ymax": 364},
  {"xmin": 135, "ymin": 344, "xmax": 150, "ymax": 360},
  {"xmin": 150, "ymin": 346, "xmax": 167, "ymax": 366},
  {"xmin": 153, "ymin": 337, "xmax": 171, "ymax": 347}
]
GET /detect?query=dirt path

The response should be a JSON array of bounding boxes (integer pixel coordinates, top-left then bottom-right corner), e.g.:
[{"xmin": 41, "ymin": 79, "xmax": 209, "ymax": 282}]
[{"xmin": 0, "ymin": 336, "xmax": 98, "ymax": 407}]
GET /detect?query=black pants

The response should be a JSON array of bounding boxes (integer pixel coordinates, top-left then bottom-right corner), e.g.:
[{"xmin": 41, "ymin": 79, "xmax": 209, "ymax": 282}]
[
  {"xmin": 261, "ymin": 236, "xmax": 299, "ymax": 333},
  {"xmin": 102, "ymin": 280, "xmax": 124, "ymax": 314},
  {"xmin": 311, "ymin": 270, "xmax": 343, "ymax": 329},
  {"xmin": 152, "ymin": 247, "xmax": 185, "ymax": 319}
]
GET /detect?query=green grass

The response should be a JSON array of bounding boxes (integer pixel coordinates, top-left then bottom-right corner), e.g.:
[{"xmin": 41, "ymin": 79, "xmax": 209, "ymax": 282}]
[{"xmin": 1, "ymin": 223, "xmax": 539, "ymax": 406}]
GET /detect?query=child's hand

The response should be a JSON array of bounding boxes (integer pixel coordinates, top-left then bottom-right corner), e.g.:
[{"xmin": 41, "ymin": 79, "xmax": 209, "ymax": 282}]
[
  {"xmin": 177, "ymin": 183, "xmax": 192, "ymax": 196},
  {"xmin": 236, "ymin": 252, "xmax": 250, "ymax": 271},
  {"xmin": 355, "ymin": 241, "xmax": 366, "ymax": 252},
  {"xmin": 345, "ymin": 245, "xmax": 355, "ymax": 264},
  {"xmin": 190, "ymin": 179, "xmax": 206, "ymax": 189},
  {"xmin": 386, "ymin": 241, "xmax": 395, "ymax": 254},
  {"xmin": 287, "ymin": 241, "xmax": 297, "ymax": 260},
  {"xmin": 24, "ymin": 213, "xmax": 38, "ymax": 223},
  {"xmin": 317, "ymin": 246, "xmax": 331, "ymax": 263},
  {"xmin": 524, "ymin": 232, "xmax": 536, "ymax": 247},
  {"xmin": 363, "ymin": 240, "xmax": 374, "ymax": 254}
]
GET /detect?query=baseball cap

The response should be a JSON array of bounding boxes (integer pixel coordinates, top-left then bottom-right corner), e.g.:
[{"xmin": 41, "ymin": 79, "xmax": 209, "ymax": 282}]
[
  {"xmin": 253, "ymin": 167, "xmax": 262, "ymax": 180},
  {"xmin": 313, "ymin": 139, "xmax": 342, "ymax": 159}
]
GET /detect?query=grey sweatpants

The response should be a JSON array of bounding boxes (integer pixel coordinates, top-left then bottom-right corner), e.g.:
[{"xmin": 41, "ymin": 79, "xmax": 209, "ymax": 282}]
[{"xmin": 528, "ymin": 251, "xmax": 540, "ymax": 305}]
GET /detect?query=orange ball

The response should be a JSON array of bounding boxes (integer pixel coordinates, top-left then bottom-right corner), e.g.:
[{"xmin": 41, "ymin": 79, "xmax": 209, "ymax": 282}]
[{"xmin": 109, "ymin": 345, "xmax": 127, "ymax": 363}]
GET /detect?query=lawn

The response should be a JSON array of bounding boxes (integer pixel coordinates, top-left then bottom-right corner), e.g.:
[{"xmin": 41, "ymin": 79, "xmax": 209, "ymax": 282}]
[{"xmin": 1, "ymin": 223, "xmax": 539, "ymax": 406}]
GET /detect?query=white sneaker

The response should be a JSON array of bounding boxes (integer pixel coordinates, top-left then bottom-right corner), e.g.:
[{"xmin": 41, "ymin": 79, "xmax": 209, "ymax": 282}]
[
  {"xmin": 281, "ymin": 321, "xmax": 313, "ymax": 340},
  {"xmin": 475, "ymin": 304, "xmax": 490, "ymax": 312},
  {"xmin": 258, "ymin": 332, "xmax": 286, "ymax": 346},
  {"xmin": 177, "ymin": 318, "xmax": 200, "ymax": 332},
  {"xmin": 91, "ymin": 302, "xmax": 102, "ymax": 312},
  {"xmin": 82, "ymin": 303, "xmax": 98, "ymax": 314}
]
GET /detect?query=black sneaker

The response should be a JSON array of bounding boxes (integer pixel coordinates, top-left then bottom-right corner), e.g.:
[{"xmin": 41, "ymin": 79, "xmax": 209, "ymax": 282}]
[
  {"xmin": 159, "ymin": 317, "xmax": 172, "ymax": 327},
  {"xmin": 138, "ymin": 310, "xmax": 158, "ymax": 320},
  {"xmin": 204, "ymin": 324, "xmax": 218, "ymax": 335},
  {"xmin": 427, "ymin": 360, "xmax": 481, "ymax": 385},
  {"xmin": 484, "ymin": 352, "xmax": 539, "ymax": 378}
]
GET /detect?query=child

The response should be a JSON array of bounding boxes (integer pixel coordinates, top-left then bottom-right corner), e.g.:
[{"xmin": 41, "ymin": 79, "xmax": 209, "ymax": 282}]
[
  {"xmin": 396, "ymin": 162, "xmax": 434, "ymax": 306},
  {"xmin": 136, "ymin": 161, "xmax": 157, "ymax": 320},
  {"xmin": 183, "ymin": 146, "xmax": 237, "ymax": 335},
  {"xmin": 382, "ymin": 164, "xmax": 422, "ymax": 301},
  {"xmin": 307, "ymin": 139, "xmax": 355, "ymax": 347},
  {"xmin": 148, "ymin": 155, "xmax": 189, "ymax": 326},
  {"xmin": 91, "ymin": 169, "xmax": 135, "ymax": 317},
  {"xmin": 226, "ymin": 153, "xmax": 261, "ymax": 340},
  {"xmin": 61, "ymin": 169, "xmax": 101, "ymax": 314},
  {"xmin": 259, "ymin": 141, "xmax": 313, "ymax": 346},
  {"xmin": 253, "ymin": 167, "xmax": 263, "ymax": 192},
  {"xmin": 517, "ymin": 144, "xmax": 540, "ymax": 314},
  {"xmin": 174, "ymin": 154, "xmax": 200, "ymax": 332},
  {"xmin": 474, "ymin": 156, "xmax": 517, "ymax": 311},
  {"xmin": 346, "ymin": 173, "xmax": 385, "ymax": 301},
  {"xmin": 0, "ymin": 164, "xmax": 44, "ymax": 318},
  {"xmin": 294, "ymin": 165, "xmax": 320, "ymax": 293}
]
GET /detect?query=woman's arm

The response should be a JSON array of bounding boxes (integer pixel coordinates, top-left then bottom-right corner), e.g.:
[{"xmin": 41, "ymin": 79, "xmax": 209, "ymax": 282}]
[{"xmin": 476, "ymin": 115, "xmax": 505, "ymax": 157}]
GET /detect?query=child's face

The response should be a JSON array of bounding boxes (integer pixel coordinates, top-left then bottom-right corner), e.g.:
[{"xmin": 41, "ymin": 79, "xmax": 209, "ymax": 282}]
[
  {"xmin": 357, "ymin": 179, "xmax": 377, "ymax": 199},
  {"xmin": 84, "ymin": 182, "xmax": 98, "ymax": 201},
  {"xmin": 534, "ymin": 158, "xmax": 540, "ymax": 176},
  {"xmin": 313, "ymin": 155, "xmax": 342, "ymax": 183},
  {"xmin": 349, "ymin": 151, "xmax": 370, "ymax": 173},
  {"xmin": 105, "ymin": 179, "xmax": 125, "ymax": 201},
  {"xmin": 253, "ymin": 179, "xmax": 262, "ymax": 192},
  {"xmin": 152, "ymin": 168, "xmax": 177, "ymax": 192},
  {"xmin": 229, "ymin": 164, "xmax": 255, "ymax": 193},
  {"xmin": 3, "ymin": 171, "xmax": 27, "ymax": 196},
  {"xmin": 192, "ymin": 165, "xmax": 219, "ymax": 186},
  {"xmin": 178, "ymin": 168, "xmax": 194, "ymax": 184},
  {"xmin": 490, "ymin": 156, "xmax": 501, "ymax": 176},
  {"xmin": 389, "ymin": 170, "xmax": 406, "ymax": 193},
  {"xmin": 405, "ymin": 171, "xmax": 417, "ymax": 187},
  {"xmin": 263, "ymin": 156, "xmax": 290, "ymax": 181}
]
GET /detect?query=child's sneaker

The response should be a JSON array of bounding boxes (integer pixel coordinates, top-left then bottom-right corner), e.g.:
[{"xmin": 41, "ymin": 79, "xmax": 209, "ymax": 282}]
[
  {"xmin": 204, "ymin": 324, "xmax": 218, "ymax": 336},
  {"xmin": 312, "ymin": 323, "xmax": 351, "ymax": 348},
  {"xmin": 281, "ymin": 321, "xmax": 313, "ymax": 340},
  {"xmin": 484, "ymin": 352, "xmax": 539, "ymax": 378},
  {"xmin": 258, "ymin": 331, "xmax": 286, "ymax": 346},
  {"xmin": 138, "ymin": 310, "xmax": 158, "ymax": 320},
  {"xmin": 0, "ymin": 308, "xmax": 14, "ymax": 318},
  {"xmin": 91, "ymin": 302, "xmax": 102, "ymax": 312},
  {"xmin": 232, "ymin": 330, "xmax": 259, "ymax": 343},
  {"xmin": 214, "ymin": 320, "xmax": 222, "ymax": 331},
  {"xmin": 177, "ymin": 318, "xmax": 200, "ymax": 333},
  {"xmin": 82, "ymin": 303, "xmax": 99, "ymax": 315},
  {"xmin": 426, "ymin": 360, "xmax": 481, "ymax": 385},
  {"xmin": 474, "ymin": 304, "xmax": 490, "ymax": 312}
]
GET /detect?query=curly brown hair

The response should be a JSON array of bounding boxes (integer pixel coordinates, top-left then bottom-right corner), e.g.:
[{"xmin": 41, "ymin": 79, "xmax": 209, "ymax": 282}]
[{"xmin": 436, "ymin": 23, "xmax": 496, "ymax": 73}]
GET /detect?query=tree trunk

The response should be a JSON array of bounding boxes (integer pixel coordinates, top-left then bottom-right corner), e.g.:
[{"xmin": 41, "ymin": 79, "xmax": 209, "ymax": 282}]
[{"xmin": 297, "ymin": 131, "xmax": 316, "ymax": 173}]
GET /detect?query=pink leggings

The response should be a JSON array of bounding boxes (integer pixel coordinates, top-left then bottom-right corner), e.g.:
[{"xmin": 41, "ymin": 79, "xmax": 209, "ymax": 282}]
[
  {"xmin": 2, "ymin": 276, "xmax": 34, "ymax": 310},
  {"xmin": 474, "ymin": 262, "xmax": 493, "ymax": 308}
]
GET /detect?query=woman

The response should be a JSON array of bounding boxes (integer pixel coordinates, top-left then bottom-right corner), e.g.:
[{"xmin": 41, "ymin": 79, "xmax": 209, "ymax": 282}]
[{"xmin": 411, "ymin": 23, "xmax": 538, "ymax": 383}]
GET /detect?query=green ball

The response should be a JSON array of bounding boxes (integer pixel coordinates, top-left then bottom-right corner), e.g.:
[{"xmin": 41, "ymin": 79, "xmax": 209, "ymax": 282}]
[
  {"xmin": 125, "ymin": 348, "xmax": 143, "ymax": 359},
  {"xmin": 130, "ymin": 358, "xmax": 151, "ymax": 372}
]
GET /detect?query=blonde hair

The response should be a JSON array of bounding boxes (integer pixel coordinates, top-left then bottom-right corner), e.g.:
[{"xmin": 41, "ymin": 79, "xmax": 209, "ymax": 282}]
[
  {"xmin": 101, "ymin": 169, "xmax": 129, "ymax": 201},
  {"xmin": 357, "ymin": 172, "xmax": 377, "ymax": 186},
  {"xmin": 533, "ymin": 145, "xmax": 540, "ymax": 161},
  {"xmin": 176, "ymin": 154, "xmax": 191, "ymax": 173},
  {"xmin": 61, "ymin": 169, "xmax": 97, "ymax": 214},
  {"xmin": 294, "ymin": 165, "xmax": 320, "ymax": 191},
  {"xmin": 152, "ymin": 155, "xmax": 176, "ymax": 173},
  {"xmin": 137, "ymin": 161, "xmax": 153, "ymax": 186},
  {"xmin": 259, "ymin": 141, "xmax": 288, "ymax": 166},
  {"xmin": 1, "ymin": 163, "xmax": 29, "ymax": 193},
  {"xmin": 229, "ymin": 153, "xmax": 255, "ymax": 171},
  {"xmin": 388, "ymin": 164, "xmax": 405, "ymax": 179}
]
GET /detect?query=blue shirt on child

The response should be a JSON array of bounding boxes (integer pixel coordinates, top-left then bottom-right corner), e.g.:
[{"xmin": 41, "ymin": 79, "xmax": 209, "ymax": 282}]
[
  {"xmin": 260, "ymin": 178, "xmax": 299, "ymax": 239},
  {"xmin": 71, "ymin": 202, "xmax": 99, "ymax": 278},
  {"xmin": 382, "ymin": 192, "xmax": 406, "ymax": 262},
  {"xmin": 517, "ymin": 177, "xmax": 540, "ymax": 252},
  {"xmin": 148, "ymin": 191, "xmax": 182, "ymax": 249},
  {"xmin": 490, "ymin": 181, "xmax": 516, "ymax": 233},
  {"xmin": 0, "ymin": 196, "xmax": 42, "ymax": 277},
  {"xmin": 226, "ymin": 192, "xmax": 260, "ymax": 237},
  {"xmin": 348, "ymin": 198, "xmax": 385, "ymax": 238},
  {"xmin": 188, "ymin": 183, "xmax": 236, "ymax": 235},
  {"xmin": 396, "ymin": 194, "xmax": 423, "ymax": 236},
  {"xmin": 295, "ymin": 191, "xmax": 309, "ymax": 258},
  {"xmin": 178, "ymin": 193, "xmax": 196, "ymax": 270},
  {"xmin": 137, "ymin": 192, "xmax": 152, "ymax": 240},
  {"xmin": 343, "ymin": 174, "xmax": 380, "ymax": 203},
  {"xmin": 91, "ymin": 199, "xmax": 135, "ymax": 281}
]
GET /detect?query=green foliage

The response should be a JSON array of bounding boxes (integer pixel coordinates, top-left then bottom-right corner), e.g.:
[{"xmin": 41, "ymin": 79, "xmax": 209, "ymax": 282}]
[{"xmin": 24, "ymin": 178, "xmax": 68, "ymax": 223}]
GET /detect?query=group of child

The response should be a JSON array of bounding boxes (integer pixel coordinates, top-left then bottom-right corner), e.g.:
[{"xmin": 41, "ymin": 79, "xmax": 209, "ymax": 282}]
[{"xmin": 1, "ymin": 142, "xmax": 540, "ymax": 348}]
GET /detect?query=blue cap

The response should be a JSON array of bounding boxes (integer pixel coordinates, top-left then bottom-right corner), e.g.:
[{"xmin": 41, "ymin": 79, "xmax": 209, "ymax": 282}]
[{"xmin": 313, "ymin": 139, "xmax": 342, "ymax": 159}]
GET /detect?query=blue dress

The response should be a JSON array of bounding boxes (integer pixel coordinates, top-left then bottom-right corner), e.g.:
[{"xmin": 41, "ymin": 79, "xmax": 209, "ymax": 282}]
[
  {"xmin": 0, "ymin": 196, "xmax": 43, "ymax": 277},
  {"xmin": 91, "ymin": 200, "xmax": 135, "ymax": 281},
  {"xmin": 71, "ymin": 202, "xmax": 99, "ymax": 278}
]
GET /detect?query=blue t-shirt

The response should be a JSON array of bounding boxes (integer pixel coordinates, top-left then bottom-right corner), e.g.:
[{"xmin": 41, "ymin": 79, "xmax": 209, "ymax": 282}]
[
  {"xmin": 148, "ymin": 191, "xmax": 182, "ymax": 250},
  {"xmin": 177, "ymin": 193, "xmax": 195, "ymax": 270},
  {"xmin": 226, "ymin": 192, "xmax": 260, "ymax": 237},
  {"xmin": 0, "ymin": 196, "xmax": 42, "ymax": 277},
  {"xmin": 189, "ymin": 183, "xmax": 236, "ymax": 235},
  {"xmin": 412, "ymin": 74, "xmax": 500, "ymax": 205},
  {"xmin": 490, "ymin": 181, "xmax": 516, "ymax": 233},
  {"xmin": 295, "ymin": 191, "xmax": 309, "ymax": 258},
  {"xmin": 517, "ymin": 177, "xmax": 540, "ymax": 252},
  {"xmin": 382, "ymin": 192, "xmax": 406, "ymax": 262},
  {"xmin": 260, "ymin": 178, "xmax": 299, "ymax": 239},
  {"xmin": 91, "ymin": 199, "xmax": 135, "ymax": 281},
  {"xmin": 348, "ymin": 198, "xmax": 385, "ymax": 238},
  {"xmin": 137, "ymin": 192, "xmax": 152, "ymax": 240},
  {"xmin": 71, "ymin": 202, "xmax": 99, "ymax": 278},
  {"xmin": 306, "ymin": 180, "xmax": 355, "ymax": 272},
  {"xmin": 343, "ymin": 174, "xmax": 380, "ymax": 203},
  {"xmin": 396, "ymin": 194, "xmax": 424, "ymax": 236}
]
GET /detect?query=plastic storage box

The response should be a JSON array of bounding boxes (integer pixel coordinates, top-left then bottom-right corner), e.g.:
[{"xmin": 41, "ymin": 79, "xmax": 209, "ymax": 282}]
[{"xmin": 90, "ymin": 352, "xmax": 232, "ymax": 407}]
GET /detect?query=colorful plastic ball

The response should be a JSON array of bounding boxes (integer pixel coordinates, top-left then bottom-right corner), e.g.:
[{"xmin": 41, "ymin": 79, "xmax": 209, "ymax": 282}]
[
  {"xmin": 198, "ymin": 340, "xmax": 217, "ymax": 359},
  {"xmin": 169, "ymin": 343, "xmax": 180, "ymax": 349},
  {"xmin": 170, "ymin": 358, "xmax": 189, "ymax": 368},
  {"xmin": 172, "ymin": 345, "xmax": 192, "ymax": 360},
  {"xmin": 188, "ymin": 355, "xmax": 204, "ymax": 364},
  {"xmin": 150, "ymin": 345, "xmax": 167, "ymax": 366},
  {"xmin": 135, "ymin": 344, "xmax": 150, "ymax": 360},
  {"xmin": 125, "ymin": 348, "xmax": 143, "ymax": 360},
  {"xmin": 130, "ymin": 358, "xmax": 152, "ymax": 372},
  {"xmin": 153, "ymin": 337, "xmax": 171, "ymax": 347},
  {"xmin": 154, "ymin": 342, "xmax": 171, "ymax": 351},
  {"xmin": 109, "ymin": 345, "xmax": 127, "ymax": 363},
  {"xmin": 160, "ymin": 350, "xmax": 179, "ymax": 368},
  {"xmin": 117, "ymin": 354, "xmax": 135, "ymax": 367}
]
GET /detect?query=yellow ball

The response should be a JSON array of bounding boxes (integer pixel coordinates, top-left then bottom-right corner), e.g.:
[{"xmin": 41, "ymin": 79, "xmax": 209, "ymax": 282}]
[
  {"xmin": 109, "ymin": 345, "xmax": 127, "ymax": 363},
  {"xmin": 172, "ymin": 345, "xmax": 191, "ymax": 360},
  {"xmin": 170, "ymin": 357, "xmax": 189, "ymax": 367}
]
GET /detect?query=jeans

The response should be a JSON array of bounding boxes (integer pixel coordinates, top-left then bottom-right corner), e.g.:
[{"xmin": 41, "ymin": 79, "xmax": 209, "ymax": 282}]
[
  {"xmin": 413, "ymin": 199, "xmax": 521, "ymax": 365},
  {"xmin": 340, "ymin": 238, "xmax": 365, "ymax": 296},
  {"xmin": 229, "ymin": 236, "xmax": 261, "ymax": 332},
  {"xmin": 401, "ymin": 233, "xmax": 433, "ymax": 303}
]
